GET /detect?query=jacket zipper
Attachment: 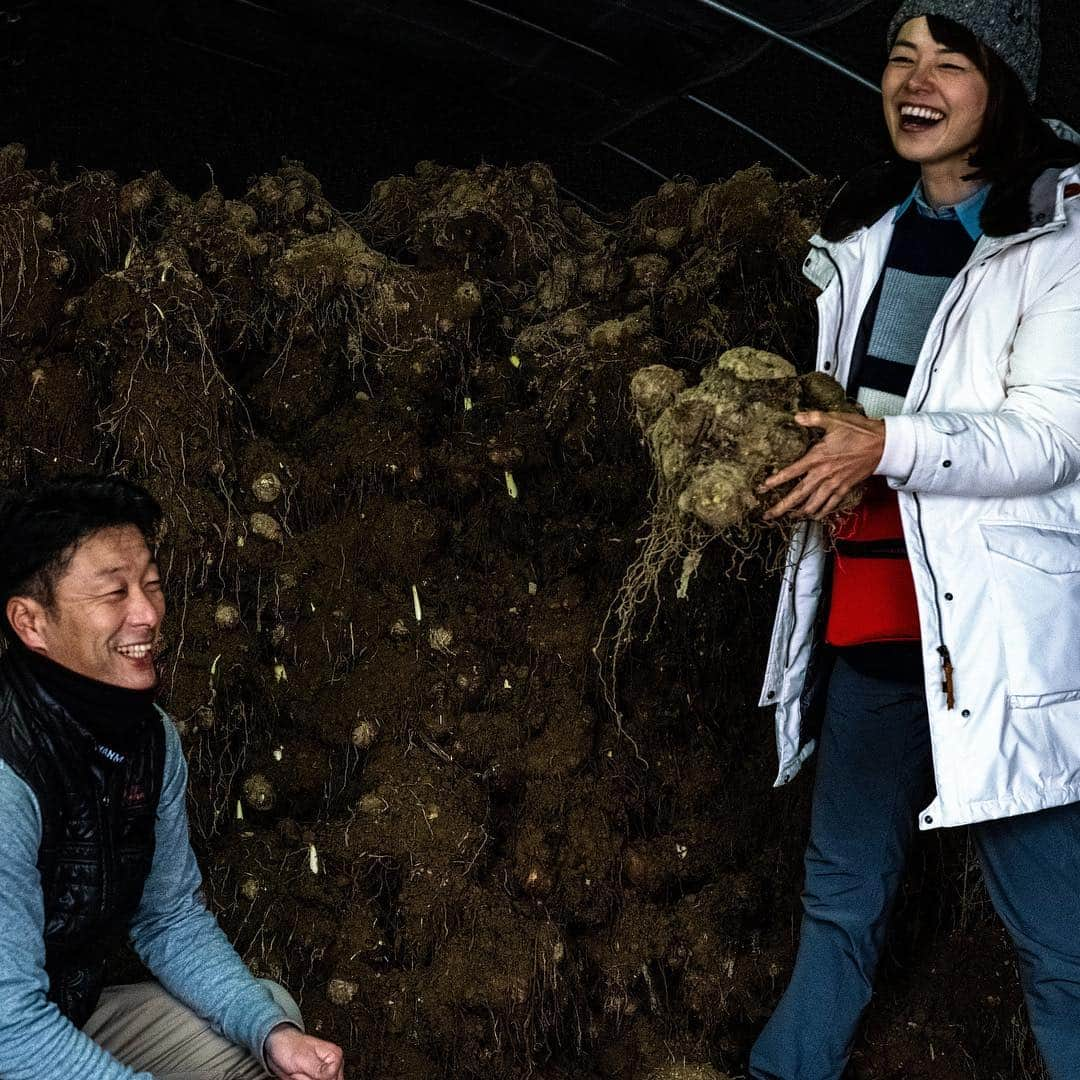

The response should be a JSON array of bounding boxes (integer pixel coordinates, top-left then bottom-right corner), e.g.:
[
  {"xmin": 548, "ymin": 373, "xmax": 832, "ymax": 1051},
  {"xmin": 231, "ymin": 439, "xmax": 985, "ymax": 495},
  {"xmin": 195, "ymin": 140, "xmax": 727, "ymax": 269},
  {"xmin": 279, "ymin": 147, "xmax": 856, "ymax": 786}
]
[
  {"xmin": 906, "ymin": 223, "xmax": 1050, "ymax": 705},
  {"xmin": 100, "ymin": 767, "xmax": 120, "ymax": 918},
  {"xmin": 908, "ymin": 265, "xmax": 974, "ymax": 708},
  {"xmin": 810, "ymin": 244, "xmax": 846, "ymax": 382},
  {"xmin": 913, "ymin": 266, "xmax": 972, "ymax": 413},
  {"xmin": 781, "ymin": 528, "xmax": 807, "ymax": 674},
  {"xmin": 911, "ymin": 491, "xmax": 954, "ymax": 707},
  {"xmin": 779, "ymin": 248, "xmax": 847, "ymax": 688}
]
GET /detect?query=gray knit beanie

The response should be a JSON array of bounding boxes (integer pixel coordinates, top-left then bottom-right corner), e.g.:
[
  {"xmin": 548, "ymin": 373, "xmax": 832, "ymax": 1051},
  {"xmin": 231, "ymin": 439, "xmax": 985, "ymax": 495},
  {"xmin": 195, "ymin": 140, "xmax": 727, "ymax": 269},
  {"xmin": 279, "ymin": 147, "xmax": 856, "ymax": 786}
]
[{"xmin": 887, "ymin": 1, "xmax": 1041, "ymax": 100}]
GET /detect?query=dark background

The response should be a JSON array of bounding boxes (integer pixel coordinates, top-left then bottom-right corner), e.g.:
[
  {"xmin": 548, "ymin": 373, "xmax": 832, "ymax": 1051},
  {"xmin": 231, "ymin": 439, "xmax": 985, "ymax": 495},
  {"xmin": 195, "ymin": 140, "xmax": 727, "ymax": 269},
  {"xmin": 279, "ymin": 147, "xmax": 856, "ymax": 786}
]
[{"xmin": 2, "ymin": 0, "xmax": 1078, "ymax": 211}]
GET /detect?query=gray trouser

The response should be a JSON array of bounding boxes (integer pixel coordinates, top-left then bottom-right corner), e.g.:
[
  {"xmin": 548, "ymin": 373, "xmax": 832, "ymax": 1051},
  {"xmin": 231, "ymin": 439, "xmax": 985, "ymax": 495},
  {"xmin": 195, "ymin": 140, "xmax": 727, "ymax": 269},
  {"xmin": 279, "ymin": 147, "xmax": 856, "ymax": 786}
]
[
  {"xmin": 82, "ymin": 979, "xmax": 304, "ymax": 1080},
  {"xmin": 750, "ymin": 652, "xmax": 1080, "ymax": 1080}
]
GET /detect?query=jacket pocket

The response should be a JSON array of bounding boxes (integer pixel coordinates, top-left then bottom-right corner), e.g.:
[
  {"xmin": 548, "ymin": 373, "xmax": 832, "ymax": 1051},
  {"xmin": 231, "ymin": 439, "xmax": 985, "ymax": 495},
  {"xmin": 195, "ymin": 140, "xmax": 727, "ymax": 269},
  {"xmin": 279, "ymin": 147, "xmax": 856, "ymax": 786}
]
[{"xmin": 981, "ymin": 521, "xmax": 1080, "ymax": 707}]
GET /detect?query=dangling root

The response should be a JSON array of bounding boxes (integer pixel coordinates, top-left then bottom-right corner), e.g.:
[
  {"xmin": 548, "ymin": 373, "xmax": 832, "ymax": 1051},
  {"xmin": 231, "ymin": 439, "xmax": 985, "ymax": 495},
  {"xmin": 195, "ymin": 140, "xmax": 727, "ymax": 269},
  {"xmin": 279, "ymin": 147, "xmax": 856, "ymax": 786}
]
[
  {"xmin": 595, "ymin": 481, "xmax": 787, "ymax": 734},
  {"xmin": 595, "ymin": 475, "xmax": 709, "ymax": 735}
]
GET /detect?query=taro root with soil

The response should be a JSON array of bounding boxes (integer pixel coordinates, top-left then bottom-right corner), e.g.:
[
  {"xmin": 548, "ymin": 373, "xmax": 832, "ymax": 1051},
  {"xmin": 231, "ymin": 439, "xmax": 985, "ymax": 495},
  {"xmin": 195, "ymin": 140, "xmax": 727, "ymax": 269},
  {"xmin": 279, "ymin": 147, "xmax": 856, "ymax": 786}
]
[
  {"xmin": 599, "ymin": 348, "xmax": 859, "ymax": 705},
  {"xmin": 0, "ymin": 144, "xmax": 1030, "ymax": 1080}
]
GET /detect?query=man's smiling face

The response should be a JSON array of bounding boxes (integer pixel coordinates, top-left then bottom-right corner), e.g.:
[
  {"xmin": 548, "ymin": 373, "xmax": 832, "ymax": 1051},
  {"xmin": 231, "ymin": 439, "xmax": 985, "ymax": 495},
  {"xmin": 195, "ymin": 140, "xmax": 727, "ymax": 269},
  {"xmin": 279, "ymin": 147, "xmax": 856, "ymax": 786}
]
[
  {"xmin": 17, "ymin": 524, "xmax": 166, "ymax": 689},
  {"xmin": 882, "ymin": 16, "xmax": 990, "ymax": 175}
]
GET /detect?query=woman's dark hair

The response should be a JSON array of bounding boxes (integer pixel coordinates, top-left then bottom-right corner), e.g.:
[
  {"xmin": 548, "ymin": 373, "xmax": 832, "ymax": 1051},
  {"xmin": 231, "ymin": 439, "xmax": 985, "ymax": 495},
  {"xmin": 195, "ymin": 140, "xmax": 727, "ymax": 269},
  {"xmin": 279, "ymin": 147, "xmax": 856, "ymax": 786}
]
[
  {"xmin": 912, "ymin": 15, "xmax": 1070, "ymax": 183},
  {"xmin": 0, "ymin": 473, "xmax": 162, "ymax": 644}
]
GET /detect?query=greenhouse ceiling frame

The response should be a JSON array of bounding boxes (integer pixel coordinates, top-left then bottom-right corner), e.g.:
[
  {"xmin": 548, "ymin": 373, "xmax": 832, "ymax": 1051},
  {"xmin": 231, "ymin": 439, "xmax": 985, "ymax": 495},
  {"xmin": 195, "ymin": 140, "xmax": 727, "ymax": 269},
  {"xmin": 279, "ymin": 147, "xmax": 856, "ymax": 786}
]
[{"xmin": 460, "ymin": 0, "xmax": 882, "ymax": 181}]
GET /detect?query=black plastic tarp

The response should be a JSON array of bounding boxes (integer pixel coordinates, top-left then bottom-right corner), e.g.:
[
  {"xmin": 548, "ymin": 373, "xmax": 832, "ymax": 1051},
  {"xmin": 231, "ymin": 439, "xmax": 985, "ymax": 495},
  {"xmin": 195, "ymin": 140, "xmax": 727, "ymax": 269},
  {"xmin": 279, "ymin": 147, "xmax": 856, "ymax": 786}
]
[{"xmin": 2, "ymin": 1, "xmax": 1077, "ymax": 208}]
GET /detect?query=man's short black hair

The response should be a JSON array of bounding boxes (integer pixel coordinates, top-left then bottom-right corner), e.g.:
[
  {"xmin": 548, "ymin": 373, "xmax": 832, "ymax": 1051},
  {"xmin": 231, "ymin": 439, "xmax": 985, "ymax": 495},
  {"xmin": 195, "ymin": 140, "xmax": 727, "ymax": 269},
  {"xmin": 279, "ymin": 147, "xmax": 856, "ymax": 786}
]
[{"xmin": 0, "ymin": 473, "xmax": 163, "ymax": 644}]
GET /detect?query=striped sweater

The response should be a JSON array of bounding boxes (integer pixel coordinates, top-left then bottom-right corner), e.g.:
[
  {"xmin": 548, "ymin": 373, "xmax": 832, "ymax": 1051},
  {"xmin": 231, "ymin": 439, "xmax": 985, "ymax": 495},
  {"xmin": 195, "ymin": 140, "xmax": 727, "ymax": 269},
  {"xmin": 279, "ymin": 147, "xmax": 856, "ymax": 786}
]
[{"xmin": 825, "ymin": 182, "xmax": 988, "ymax": 648}]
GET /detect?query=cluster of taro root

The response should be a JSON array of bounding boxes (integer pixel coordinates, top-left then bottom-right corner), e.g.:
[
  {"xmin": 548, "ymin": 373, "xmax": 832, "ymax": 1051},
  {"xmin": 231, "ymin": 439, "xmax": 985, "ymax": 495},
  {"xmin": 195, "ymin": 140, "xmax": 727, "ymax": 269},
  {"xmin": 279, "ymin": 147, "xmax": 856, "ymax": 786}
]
[{"xmin": 632, "ymin": 347, "xmax": 854, "ymax": 534}]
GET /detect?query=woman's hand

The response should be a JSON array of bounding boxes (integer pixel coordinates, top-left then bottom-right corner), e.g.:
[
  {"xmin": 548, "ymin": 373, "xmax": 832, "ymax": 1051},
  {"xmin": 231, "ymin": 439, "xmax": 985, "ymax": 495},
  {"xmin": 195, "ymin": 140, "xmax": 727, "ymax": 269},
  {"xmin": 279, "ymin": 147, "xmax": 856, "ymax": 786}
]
[
  {"xmin": 760, "ymin": 411, "xmax": 886, "ymax": 520},
  {"xmin": 266, "ymin": 1024, "xmax": 345, "ymax": 1080}
]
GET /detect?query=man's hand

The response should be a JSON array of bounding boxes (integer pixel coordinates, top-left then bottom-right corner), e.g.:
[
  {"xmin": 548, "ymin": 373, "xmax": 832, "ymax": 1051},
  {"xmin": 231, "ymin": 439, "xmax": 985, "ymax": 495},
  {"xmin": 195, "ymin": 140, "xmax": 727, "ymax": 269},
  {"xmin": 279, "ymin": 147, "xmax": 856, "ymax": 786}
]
[
  {"xmin": 265, "ymin": 1023, "xmax": 345, "ymax": 1080},
  {"xmin": 760, "ymin": 410, "xmax": 886, "ymax": 521}
]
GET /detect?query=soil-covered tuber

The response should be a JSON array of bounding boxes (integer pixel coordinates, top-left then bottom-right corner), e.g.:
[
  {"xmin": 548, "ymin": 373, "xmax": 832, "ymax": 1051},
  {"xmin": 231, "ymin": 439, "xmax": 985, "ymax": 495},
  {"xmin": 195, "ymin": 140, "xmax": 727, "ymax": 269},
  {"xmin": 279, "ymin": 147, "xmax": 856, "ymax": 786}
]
[{"xmin": 603, "ymin": 347, "xmax": 860, "ymax": 707}]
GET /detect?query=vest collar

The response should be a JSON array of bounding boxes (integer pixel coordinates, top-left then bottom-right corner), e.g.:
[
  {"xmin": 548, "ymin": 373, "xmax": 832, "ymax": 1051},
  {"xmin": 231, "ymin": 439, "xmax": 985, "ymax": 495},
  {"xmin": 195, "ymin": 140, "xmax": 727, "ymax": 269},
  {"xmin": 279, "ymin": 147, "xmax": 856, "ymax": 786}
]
[{"xmin": 4, "ymin": 645, "xmax": 158, "ymax": 756}]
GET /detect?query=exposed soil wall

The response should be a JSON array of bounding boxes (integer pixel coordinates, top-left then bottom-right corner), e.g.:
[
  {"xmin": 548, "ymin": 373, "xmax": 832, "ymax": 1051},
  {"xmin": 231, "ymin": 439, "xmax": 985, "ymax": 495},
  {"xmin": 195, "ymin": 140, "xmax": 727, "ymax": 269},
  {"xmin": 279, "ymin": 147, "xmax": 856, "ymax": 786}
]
[{"xmin": 0, "ymin": 145, "xmax": 1041, "ymax": 1080}]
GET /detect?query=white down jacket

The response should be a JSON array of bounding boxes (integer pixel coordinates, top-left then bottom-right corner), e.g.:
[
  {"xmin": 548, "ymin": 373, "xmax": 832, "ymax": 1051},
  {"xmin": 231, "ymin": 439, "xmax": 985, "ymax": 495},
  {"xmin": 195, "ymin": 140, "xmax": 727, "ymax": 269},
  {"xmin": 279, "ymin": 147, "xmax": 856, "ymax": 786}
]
[{"xmin": 760, "ymin": 156, "xmax": 1080, "ymax": 830}]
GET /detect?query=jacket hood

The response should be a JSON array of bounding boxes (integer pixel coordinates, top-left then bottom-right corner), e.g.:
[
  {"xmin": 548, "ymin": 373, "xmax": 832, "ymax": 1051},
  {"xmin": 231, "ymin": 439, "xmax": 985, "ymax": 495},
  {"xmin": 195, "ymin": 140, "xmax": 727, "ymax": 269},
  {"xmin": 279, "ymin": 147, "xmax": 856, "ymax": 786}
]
[{"xmin": 820, "ymin": 120, "xmax": 1080, "ymax": 243}]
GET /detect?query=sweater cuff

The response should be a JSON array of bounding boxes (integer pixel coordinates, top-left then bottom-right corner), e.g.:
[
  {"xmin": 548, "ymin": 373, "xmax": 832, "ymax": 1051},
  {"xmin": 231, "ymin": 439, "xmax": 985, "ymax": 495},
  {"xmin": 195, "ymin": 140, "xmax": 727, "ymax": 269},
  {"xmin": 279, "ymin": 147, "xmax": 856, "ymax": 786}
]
[
  {"xmin": 260, "ymin": 1018, "xmax": 305, "ymax": 1074},
  {"xmin": 875, "ymin": 415, "xmax": 917, "ymax": 483}
]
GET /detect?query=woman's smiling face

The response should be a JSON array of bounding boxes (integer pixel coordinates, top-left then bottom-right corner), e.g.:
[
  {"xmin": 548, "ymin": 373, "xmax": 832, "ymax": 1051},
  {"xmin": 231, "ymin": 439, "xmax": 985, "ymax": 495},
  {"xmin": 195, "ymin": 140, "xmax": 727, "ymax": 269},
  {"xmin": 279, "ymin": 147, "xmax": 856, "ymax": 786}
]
[{"xmin": 882, "ymin": 16, "xmax": 990, "ymax": 174}]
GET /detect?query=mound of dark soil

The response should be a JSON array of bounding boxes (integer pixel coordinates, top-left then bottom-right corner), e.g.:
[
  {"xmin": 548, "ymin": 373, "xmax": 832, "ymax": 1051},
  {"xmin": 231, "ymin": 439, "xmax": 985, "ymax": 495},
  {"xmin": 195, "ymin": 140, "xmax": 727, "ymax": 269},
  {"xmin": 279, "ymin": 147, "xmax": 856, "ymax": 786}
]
[{"xmin": 0, "ymin": 147, "xmax": 1037, "ymax": 1080}]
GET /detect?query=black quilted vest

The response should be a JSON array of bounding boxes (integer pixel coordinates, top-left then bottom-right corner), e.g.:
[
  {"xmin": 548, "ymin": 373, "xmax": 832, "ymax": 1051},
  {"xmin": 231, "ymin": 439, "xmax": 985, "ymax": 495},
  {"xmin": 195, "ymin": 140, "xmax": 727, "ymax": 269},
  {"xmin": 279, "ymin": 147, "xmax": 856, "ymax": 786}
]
[{"xmin": 0, "ymin": 651, "xmax": 165, "ymax": 1027}]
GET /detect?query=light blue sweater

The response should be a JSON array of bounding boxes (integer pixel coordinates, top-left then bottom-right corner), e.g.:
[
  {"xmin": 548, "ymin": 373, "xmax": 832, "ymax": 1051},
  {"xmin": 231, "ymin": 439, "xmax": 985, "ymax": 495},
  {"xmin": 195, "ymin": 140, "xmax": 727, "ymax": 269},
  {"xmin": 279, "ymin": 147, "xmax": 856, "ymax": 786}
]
[{"xmin": 0, "ymin": 710, "xmax": 294, "ymax": 1079}]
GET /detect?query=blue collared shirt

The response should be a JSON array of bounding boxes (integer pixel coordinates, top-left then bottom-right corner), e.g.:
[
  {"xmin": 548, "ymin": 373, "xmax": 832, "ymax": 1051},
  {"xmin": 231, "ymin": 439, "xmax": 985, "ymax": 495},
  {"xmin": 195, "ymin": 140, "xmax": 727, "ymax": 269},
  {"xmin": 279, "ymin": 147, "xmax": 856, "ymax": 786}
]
[{"xmin": 893, "ymin": 181, "xmax": 991, "ymax": 242}]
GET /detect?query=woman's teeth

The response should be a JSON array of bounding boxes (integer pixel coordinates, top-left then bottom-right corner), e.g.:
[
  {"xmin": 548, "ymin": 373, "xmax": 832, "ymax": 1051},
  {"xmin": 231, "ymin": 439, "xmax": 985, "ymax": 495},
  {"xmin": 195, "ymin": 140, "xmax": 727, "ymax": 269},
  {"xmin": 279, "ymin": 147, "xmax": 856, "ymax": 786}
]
[{"xmin": 900, "ymin": 105, "xmax": 945, "ymax": 129}]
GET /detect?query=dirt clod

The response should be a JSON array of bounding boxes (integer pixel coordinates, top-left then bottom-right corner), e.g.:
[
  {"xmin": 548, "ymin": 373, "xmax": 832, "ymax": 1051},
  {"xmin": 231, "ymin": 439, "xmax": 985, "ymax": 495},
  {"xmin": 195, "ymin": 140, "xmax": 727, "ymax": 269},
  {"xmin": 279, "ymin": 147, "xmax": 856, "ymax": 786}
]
[
  {"xmin": 249, "ymin": 512, "xmax": 283, "ymax": 542},
  {"xmin": 252, "ymin": 471, "xmax": 283, "ymax": 502},
  {"xmin": 242, "ymin": 773, "xmax": 276, "ymax": 811}
]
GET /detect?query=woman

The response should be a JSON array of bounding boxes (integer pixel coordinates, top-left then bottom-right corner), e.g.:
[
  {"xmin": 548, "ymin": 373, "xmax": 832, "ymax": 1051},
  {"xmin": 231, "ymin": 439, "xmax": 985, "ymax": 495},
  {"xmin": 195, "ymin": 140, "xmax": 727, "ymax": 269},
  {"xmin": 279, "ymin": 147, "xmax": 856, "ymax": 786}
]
[{"xmin": 750, "ymin": 2, "xmax": 1080, "ymax": 1077}]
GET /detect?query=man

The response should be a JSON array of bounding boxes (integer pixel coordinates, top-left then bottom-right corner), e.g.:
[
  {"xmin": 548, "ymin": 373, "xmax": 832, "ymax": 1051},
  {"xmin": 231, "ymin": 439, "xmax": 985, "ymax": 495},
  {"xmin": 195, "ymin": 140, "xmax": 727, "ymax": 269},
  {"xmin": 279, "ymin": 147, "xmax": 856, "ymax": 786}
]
[{"xmin": 0, "ymin": 473, "xmax": 345, "ymax": 1079}]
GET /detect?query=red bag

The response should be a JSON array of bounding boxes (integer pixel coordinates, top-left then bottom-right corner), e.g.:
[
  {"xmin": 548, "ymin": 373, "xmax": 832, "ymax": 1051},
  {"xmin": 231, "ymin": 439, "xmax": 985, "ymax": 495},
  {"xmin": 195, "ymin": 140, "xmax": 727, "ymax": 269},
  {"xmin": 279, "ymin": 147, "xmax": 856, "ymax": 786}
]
[{"xmin": 825, "ymin": 476, "xmax": 921, "ymax": 646}]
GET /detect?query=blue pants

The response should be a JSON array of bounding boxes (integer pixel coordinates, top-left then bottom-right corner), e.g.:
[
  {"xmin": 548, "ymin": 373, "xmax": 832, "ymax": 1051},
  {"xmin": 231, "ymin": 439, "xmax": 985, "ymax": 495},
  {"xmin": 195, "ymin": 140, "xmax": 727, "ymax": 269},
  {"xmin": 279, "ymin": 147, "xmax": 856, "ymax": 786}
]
[{"xmin": 750, "ymin": 652, "xmax": 1080, "ymax": 1080}]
